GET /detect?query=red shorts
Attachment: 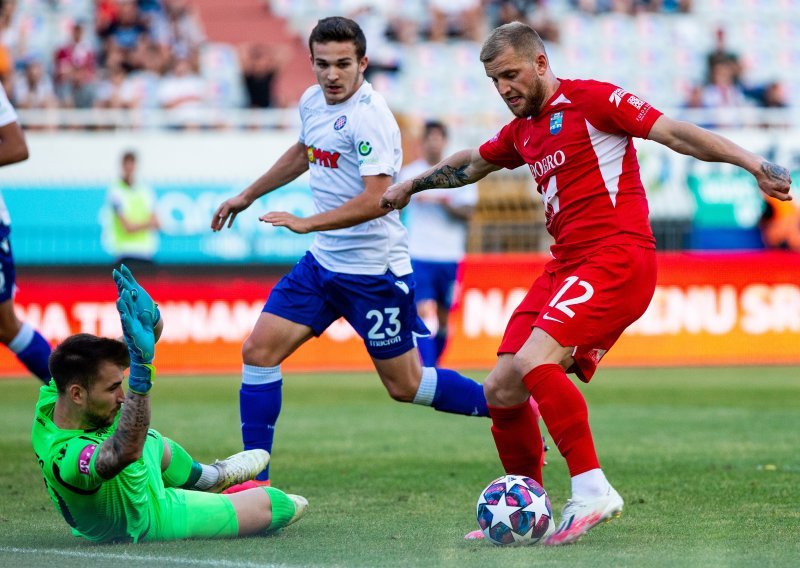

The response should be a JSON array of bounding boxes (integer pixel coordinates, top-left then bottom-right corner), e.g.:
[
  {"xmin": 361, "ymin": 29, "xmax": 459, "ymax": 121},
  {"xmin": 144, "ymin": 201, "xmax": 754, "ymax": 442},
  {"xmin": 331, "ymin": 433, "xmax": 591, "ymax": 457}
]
[{"xmin": 498, "ymin": 244, "xmax": 657, "ymax": 382}]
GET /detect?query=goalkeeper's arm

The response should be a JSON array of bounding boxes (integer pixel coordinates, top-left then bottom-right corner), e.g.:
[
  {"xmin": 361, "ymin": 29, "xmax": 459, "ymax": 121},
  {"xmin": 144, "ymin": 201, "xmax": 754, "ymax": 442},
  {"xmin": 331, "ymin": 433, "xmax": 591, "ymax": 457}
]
[{"xmin": 95, "ymin": 291, "xmax": 156, "ymax": 480}]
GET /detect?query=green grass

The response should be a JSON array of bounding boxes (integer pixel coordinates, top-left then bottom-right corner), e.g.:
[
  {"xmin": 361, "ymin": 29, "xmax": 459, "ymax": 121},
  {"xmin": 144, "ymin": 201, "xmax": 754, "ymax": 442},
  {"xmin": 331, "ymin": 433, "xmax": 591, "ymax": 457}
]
[{"xmin": 1, "ymin": 368, "xmax": 799, "ymax": 567}]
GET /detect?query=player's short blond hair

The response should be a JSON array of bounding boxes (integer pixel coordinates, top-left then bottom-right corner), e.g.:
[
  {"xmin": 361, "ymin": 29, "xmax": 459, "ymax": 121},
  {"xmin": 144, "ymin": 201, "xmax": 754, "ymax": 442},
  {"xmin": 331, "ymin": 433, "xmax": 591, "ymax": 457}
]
[{"xmin": 480, "ymin": 22, "xmax": 547, "ymax": 63}]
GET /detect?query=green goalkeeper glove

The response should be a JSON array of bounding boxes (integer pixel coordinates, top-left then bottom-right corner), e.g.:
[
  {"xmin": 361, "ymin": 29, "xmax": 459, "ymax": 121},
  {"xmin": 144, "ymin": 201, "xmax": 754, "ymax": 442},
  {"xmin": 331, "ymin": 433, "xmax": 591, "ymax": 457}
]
[
  {"xmin": 117, "ymin": 289, "xmax": 156, "ymax": 395},
  {"xmin": 113, "ymin": 264, "xmax": 161, "ymax": 328}
]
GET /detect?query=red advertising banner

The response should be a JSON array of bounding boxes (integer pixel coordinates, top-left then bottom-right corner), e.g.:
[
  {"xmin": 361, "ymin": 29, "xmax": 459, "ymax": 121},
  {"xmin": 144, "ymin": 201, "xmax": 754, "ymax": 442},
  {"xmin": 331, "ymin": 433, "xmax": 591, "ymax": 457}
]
[{"xmin": 2, "ymin": 252, "xmax": 799, "ymax": 377}]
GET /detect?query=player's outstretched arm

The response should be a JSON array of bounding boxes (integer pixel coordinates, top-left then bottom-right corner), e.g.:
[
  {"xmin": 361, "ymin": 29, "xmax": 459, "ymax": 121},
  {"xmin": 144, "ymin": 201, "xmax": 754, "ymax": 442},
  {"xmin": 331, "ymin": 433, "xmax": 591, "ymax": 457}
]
[
  {"xmin": 0, "ymin": 121, "xmax": 30, "ymax": 166},
  {"xmin": 380, "ymin": 148, "xmax": 499, "ymax": 210},
  {"xmin": 94, "ymin": 290, "xmax": 156, "ymax": 480},
  {"xmin": 647, "ymin": 115, "xmax": 793, "ymax": 201},
  {"xmin": 260, "ymin": 173, "xmax": 392, "ymax": 233},
  {"xmin": 211, "ymin": 142, "xmax": 309, "ymax": 231}
]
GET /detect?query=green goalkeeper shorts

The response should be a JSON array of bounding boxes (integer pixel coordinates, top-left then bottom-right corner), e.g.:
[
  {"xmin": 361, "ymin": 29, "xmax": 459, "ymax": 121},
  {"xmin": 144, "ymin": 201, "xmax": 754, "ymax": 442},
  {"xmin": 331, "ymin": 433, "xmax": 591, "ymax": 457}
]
[
  {"xmin": 138, "ymin": 430, "xmax": 239, "ymax": 541},
  {"xmin": 143, "ymin": 487, "xmax": 239, "ymax": 541}
]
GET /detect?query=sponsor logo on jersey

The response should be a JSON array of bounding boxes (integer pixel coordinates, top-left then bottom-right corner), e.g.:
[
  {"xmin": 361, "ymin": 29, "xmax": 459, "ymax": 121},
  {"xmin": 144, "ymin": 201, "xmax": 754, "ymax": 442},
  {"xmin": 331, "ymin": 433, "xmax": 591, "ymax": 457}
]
[
  {"xmin": 627, "ymin": 95, "xmax": 645, "ymax": 110},
  {"xmin": 357, "ymin": 140, "xmax": 373, "ymax": 156},
  {"xmin": 528, "ymin": 150, "xmax": 566, "ymax": 179},
  {"xmin": 78, "ymin": 444, "xmax": 97, "ymax": 475},
  {"xmin": 609, "ymin": 87, "xmax": 628, "ymax": 107},
  {"xmin": 306, "ymin": 145, "xmax": 340, "ymax": 168},
  {"xmin": 550, "ymin": 111, "xmax": 563, "ymax": 135},
  {"xmin": 333, "ymin": 115, "xmax": 347, "ymax": 130},
  {"xmin": 395, "ymin": 280, "xmax": 409, "ymax": 294}
]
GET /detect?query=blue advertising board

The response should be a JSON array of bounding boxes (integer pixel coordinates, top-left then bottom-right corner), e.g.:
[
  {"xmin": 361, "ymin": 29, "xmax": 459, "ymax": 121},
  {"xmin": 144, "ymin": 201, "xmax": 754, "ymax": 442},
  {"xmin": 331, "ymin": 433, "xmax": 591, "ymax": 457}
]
[{"xmin": 2, "ymin": 181, "xmax": 315, "ymax": 265}]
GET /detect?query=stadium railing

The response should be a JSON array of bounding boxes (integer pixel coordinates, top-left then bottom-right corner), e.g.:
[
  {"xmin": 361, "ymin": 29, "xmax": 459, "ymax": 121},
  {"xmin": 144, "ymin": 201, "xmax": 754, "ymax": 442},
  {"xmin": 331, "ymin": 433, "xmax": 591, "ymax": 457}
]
[{"xmin": 16, "ymin": 107, "xmax": 798, "ymax": 134}]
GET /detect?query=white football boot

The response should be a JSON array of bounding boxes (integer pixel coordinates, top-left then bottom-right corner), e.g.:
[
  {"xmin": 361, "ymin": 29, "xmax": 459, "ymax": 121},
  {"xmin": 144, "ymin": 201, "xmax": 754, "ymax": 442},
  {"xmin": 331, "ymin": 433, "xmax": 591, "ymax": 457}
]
[
  {"xmin": 206, "ymin": 449, "xmax": 270, "ymax": 494},
  {"xmin": 545, "ymin": 485, "xmax": 623, "ymax": 546},
  {"xmin": 285, "ymin": 494, "xmax": 309, "ymax": 527}
]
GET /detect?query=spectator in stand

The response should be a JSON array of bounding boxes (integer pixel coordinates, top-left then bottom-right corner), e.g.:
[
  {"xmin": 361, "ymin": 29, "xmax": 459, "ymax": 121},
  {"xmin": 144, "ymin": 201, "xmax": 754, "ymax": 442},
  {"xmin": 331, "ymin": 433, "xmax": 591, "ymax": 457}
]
[
  {"xmin": 127, "ymin": 40, "xmax": 166, "ymax": 109},
  {"xmin": 428, "ymin": 0, "xmax": 485, "ymax": 42},
  {"xmin": 681, "ymin": 83, "xmax": 715, "ymax": 129},
  {"xmin": 706, "ymin": 26, "xmax": 741, "ymax": 86},
  {"xmin": 701, "ymin": 60, "xmax": 748, "ymax": 109},
  {"xmin": 759, "ymin": 81, "xmax": 789, "ymax": 109},
  {"xmin": 101, "ymin": 0, "xmax": 151, "ymax": 68},
  {"xmin": 0, "ymin": 0, "xmax": 31, "ymax": 66},
  {"xmin": 158, "ymin": 0, "xmax": 205, "ymax": 67},
  {"xmin": 635, "ymin": 0, "xmax": 692, "ymax": 12},
  {"xmin": 94, "ymin": 63, "xmax": 138, "ymax": 110},
  {"xmin": 54, "ymin": 22, "xmax": 97, "ymax": 109},
  {"xmin": 489, "ymin": 1, "xmax": 560, "ymax": 43},
  {"xmin": 157, "ymin": 54, "xmax": 206, "ymax": 127},
  {"xmin": 240, "ymin": 43, "xmax": 285, "ymax": 109},
  {"xmin": 12, "ymin": 60, "xmax": 58, "ymax": 110}
]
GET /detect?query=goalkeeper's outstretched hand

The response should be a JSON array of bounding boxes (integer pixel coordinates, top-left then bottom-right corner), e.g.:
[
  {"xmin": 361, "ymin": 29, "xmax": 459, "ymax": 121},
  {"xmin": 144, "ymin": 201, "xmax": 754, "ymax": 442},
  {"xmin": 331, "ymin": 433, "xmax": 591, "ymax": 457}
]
[
  {"xmin": 112, "ymin": 264, "xmax": 161, "ymax": 328},
  {"xmin": 117, "ymin": 288, "xmax": 156, "ymax": 395},
  {"xmin": 117, "ymin": 289, "xmax": 155, "ymax": 365}
]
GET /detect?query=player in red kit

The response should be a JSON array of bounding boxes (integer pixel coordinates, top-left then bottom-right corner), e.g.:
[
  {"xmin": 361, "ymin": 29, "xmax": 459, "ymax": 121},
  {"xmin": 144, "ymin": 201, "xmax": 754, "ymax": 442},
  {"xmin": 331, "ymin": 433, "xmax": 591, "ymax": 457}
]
[{"xmin": 381, "ymin": 22, "xmax": 792, "ymax": 546}]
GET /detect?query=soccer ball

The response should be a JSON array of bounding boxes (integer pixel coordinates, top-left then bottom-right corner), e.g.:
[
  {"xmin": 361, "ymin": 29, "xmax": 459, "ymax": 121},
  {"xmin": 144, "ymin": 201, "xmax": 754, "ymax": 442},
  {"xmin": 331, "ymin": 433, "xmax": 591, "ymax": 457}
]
[{"xmin": 476, "ymin": 474, "xmax": 553, "ymax": 546}]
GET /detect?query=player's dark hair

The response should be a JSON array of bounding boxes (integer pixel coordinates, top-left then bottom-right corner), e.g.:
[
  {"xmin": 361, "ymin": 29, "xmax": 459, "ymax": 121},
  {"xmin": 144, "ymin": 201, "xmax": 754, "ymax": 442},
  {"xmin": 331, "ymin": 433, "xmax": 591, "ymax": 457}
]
[
  {"xmin": 423, "ymin": 120, "xmax": 448, "ymax": 140},
  {"xmin": 122, "ymin": 150, "xmax": 136, "ymax": 163},
  {"xmin": 480, "ymin": 22, "xmax": 547, "ymax": 63},
  {"xmin": 308, "ymin": 17, "xmax": 366, "ymax": 60},
  {"xmin": 49, "ymin": 334, "xmax": 130, "ymax": 393}
]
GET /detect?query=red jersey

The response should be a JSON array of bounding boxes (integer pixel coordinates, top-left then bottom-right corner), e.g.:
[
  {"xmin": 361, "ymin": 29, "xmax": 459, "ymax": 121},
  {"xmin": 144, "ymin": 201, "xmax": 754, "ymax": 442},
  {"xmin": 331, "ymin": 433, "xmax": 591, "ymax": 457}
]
[{"xmin": 479, "ymin": 79, "xmax": 662, "ymax": 259}]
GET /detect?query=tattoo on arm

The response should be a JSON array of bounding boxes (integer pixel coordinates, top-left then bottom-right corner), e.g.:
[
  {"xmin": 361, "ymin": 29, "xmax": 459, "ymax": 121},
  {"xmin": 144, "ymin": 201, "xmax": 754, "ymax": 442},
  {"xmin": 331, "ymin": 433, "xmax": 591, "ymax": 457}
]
[
  {"xmin": 411, "ymin": 164, "xmax": 471, "ymax": 193},
  {"xmin": 761, "ymin": 161, "xmax": 790, "ymax": 182},
  {"xmin": 94, "ymin": 392, "xmax": 151, "ymax": 479}
]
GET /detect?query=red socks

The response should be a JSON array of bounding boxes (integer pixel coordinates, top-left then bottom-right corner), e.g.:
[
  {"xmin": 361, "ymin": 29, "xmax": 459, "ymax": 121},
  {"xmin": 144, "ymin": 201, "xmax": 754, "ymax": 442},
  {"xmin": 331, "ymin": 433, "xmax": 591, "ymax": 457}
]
[
  {"xmin": 488, "ymin": 400, "xmax": 544, "ymax": 484},
  {"xmin": 523, "ymin": 363, "xmax": 600, "ymax": 477}
]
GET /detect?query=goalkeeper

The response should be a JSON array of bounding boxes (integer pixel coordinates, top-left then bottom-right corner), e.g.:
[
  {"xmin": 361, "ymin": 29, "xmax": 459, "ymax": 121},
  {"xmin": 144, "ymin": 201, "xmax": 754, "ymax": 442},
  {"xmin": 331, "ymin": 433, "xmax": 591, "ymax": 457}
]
[{"xmin": 31, "ymin": 266, "xmax": 307, "ymax": 543}]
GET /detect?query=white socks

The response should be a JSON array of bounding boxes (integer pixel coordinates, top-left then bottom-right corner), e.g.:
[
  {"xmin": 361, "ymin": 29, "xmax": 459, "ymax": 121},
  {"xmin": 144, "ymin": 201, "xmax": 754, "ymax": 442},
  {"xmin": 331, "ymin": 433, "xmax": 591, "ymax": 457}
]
[
  {"xmin": 571, "ymin": 468, "xmax": 611, "ymax": 500},
  {"xmin": 412, "ymin": 367, "xmax": 437, "ymax": 406},
  {"xmin": 193, "ymin": 464, "xmax": 221, "ymax": 490}
]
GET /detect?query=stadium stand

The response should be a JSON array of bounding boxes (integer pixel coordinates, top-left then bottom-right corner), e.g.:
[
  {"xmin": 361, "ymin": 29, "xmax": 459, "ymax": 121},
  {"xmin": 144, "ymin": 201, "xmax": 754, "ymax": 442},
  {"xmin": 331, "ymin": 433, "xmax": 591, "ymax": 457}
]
[{"xmin": 0, "ymin": 0, "xmax": 796, "ymax": 254}]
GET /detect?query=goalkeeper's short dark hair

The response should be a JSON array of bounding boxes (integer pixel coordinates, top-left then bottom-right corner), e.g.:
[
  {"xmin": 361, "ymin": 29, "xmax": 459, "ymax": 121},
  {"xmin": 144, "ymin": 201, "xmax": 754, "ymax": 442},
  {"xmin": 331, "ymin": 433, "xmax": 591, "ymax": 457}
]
[{"xmin": 49, "ymin": 334, "xmax": 130, "ymax": 393}]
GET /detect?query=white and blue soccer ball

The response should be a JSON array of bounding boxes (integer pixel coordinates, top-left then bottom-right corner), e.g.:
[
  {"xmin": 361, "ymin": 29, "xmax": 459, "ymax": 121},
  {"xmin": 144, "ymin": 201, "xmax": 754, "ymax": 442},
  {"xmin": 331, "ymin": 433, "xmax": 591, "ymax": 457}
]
[{"xmin": 476, "ymin": 474, "xmax": 553, "ymax": 546}]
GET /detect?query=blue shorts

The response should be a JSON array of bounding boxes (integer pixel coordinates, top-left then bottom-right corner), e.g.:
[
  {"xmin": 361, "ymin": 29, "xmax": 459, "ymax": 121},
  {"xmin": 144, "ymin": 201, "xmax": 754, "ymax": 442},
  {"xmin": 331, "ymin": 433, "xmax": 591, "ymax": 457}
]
[
  {"xmin": 0, "ymin": 229, "xmax": 15, "ymax": 303},
  {"xmin": 411, "ymin": 259, "xmax": 458, "ymax": 308},
  {"xmin": 265, "ymin": 252, "xmax": 429, "ymax": 359}
]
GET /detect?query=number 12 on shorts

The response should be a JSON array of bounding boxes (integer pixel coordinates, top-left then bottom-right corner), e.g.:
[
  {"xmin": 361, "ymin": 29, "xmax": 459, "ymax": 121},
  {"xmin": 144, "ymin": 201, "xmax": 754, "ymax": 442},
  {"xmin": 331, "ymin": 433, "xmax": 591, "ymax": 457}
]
[{"xmin": 549, "ymin": 276, "xmax": 594, "ymax": 318}]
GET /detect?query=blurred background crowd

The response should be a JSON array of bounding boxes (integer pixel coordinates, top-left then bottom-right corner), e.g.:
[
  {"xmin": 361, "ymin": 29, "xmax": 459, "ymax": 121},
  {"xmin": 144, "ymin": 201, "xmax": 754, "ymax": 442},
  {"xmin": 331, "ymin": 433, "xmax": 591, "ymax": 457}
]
[
  {"xmin": 0, "ymin": 0, "xmax": 797, "ymax": 261},
  {"xmin": 0, "ymin": 0, "xmax": 792, "ymax": 124}
]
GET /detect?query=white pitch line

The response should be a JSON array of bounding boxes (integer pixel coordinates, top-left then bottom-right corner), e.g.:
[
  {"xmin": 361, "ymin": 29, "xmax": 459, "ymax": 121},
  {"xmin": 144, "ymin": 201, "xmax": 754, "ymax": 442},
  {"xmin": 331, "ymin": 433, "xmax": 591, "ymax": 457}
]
[{"xmin": 0, "ymin": 547, "xmax": 310, "ymax": 568}]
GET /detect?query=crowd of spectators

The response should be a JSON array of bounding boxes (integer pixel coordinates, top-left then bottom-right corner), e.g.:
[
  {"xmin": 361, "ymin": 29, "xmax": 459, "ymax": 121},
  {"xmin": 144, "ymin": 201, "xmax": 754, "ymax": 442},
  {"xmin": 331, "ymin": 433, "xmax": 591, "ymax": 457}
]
[
  {"xmin": 569, "ymin": 0, "xmax": 692, "ymax": 14},
  {"xmin": 0, "ymin": 0, "xmax": 208, "ymax": 113},
  {"xmin": 0, "ymin": 0, "xmax": 791, "ymax": 122},
  {"xmin": 681, "ymin": 26, "xmax": 789, "ymax": 127}
]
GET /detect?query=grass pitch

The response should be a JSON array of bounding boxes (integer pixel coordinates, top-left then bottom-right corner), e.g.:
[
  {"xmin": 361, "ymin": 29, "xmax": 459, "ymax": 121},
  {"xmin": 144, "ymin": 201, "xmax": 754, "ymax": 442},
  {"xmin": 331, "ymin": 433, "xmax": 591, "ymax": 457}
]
[{"xmin": 1, "ymin": 367, "xmax": 798, "ymax": 567}]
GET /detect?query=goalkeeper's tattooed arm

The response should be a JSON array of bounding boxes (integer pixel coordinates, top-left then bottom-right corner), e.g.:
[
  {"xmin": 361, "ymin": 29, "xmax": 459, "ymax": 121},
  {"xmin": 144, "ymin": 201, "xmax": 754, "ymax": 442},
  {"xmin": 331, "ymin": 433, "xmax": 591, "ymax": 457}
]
[{"xmin": 95, "ymin": 391, "xmax": 151, "ymax": 479}]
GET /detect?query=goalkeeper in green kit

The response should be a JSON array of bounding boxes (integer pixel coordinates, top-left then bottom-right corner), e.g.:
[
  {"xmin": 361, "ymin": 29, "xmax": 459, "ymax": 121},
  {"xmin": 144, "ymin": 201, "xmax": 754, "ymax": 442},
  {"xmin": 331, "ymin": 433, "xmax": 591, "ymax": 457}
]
[{"xmin": 32, "ymin": 266, "xmax": 307, "ymax": 543}]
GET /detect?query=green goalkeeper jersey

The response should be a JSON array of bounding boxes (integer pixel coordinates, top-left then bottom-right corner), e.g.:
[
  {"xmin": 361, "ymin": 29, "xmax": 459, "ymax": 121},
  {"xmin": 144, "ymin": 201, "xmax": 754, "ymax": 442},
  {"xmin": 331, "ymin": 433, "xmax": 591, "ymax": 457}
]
[{"xmin": 32, "ymin": 381, "xmax": 161, "ymax": 542}]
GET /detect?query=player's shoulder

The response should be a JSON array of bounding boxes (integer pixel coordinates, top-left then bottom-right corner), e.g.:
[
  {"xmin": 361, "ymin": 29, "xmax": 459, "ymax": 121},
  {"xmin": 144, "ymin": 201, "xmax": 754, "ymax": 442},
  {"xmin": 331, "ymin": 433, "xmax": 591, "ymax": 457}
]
[
  {"xmin": 299, "ymin": 84, "xmax": 324, "ymax": 110},
  {"xmin": 351, "ymin": 82, "xmax": 395, "ymax": 121},
  {"xmin": 561, "ymin": 78, "xmax": 622, "ymax": 100}
]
